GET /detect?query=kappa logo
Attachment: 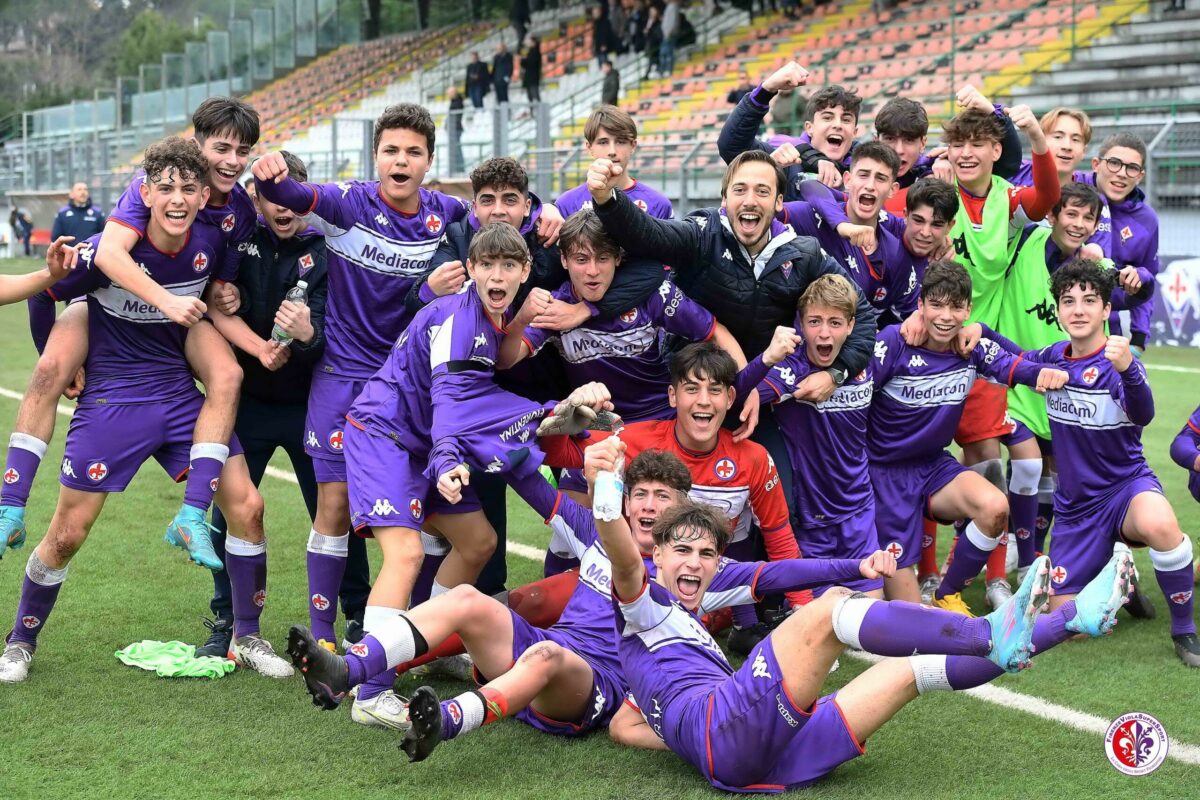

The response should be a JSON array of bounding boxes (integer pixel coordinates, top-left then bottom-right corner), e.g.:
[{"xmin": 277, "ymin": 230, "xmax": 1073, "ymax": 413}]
[
  {"xmin": 485, "ymin": 456, "xmax": 503, "ymax": 473},
  {"xmin": 1082, "ymin": 366, "xmax": 1100, "ymax": 385},
  {"xmin": 350, "ymin": 642, "xmax": 369, "ymax": 657},
  {"xmin": 372, "ymin": 498, "xmax": 398, "ymax": 516},
  {"xmin": 694, "ymin": 216, "xmax": 708, "ymax": 230},
  {"xmin": 299, "ymin": 253, "xmax": 315, "ymax": 274},
  {"xmin": 846, "ymin": 254, "xmax": 860, "ymax": 273},
  {"xmin": 3, "ymin": 468, "xmax": 18, "ymax": 485},
  {"xmin": 311, "ymin": 593, "xmax": 331, "ymax": 611},
  {"xmin": 243, "ymin": 243, "xmax": 260, "ymax": 258},
  {"xmin": 592, "ymin": 687, "xmax": 606, "ymax": 720},
  {"xmin": 714, "ymin": 458, "xmax": 737, "ymax": 481},
  {"xmin": 409, "ymin": 498, "xmax": 423, "ymax": 520},
  {"xmin": 722, "ymin": 248, "xmax": 733, "ymax": 261},
  {"xmin": 751, "ymin": 652, "xmax": 772, "ymax": 680},
  {"xmin": 908, "ymin": 354, "xmax": 927, "ymax": 368},
  {"xmin": 873, "ymin": 287, "xmax": 888, "ymax": 303},
  {"xmin": 328, "ymin": 430, "xmax": 344, "ymax": 451},
  {"xmin": 87, "ymin": 462, "xmax": 109, "ymax": 482},
  {"xmin": 306, "ymin": 430, "xmax": 320, "ymax": 449},
  {"xmin": 473, "ymin": 333, "xmax": 487, "ymax": 349},
  {"xmin": 21, "ymin": 615, "xmax": 40, "ymax": 629},
  {"xmin": 61, "ymin": 459, "xmax": 77, "ymax": 479},
  {"xmin": 447, "ymin": 700, "xmax": 463, "ymax": 726},
  {"xmin": 221, "ymin": 213, "xmax": 235, "ymax": 233},
  {"xmin": 620, "ymin": 308, "xmax": 638, "ymax": 324},
  {"xmin": 425, "ymin": 213, "xmax": 443, "ymax": 233},
  {"xmin": 192, "ymin": 251, "xmax": 209, "ymax": 273},
  {"xmin": 874, "ymin": 340, "xmax": 888, "ymax": 363},
  {"xmin": 776, "ymin": 366, "xmax": 796, "ymax": 386},
  {"xmin": 209, "ymin": 477, "xmax": 219, "ymax": 493},
  {"xmin": 252, "ymin": 589, "xmax": 266, "ymax": 608},
  {"xmin": 1170, "ymin": 590, "xmax": 1193, "ymax": 605},
  {"xmin": 337, "ymin": 181, "xmax": 353, "ymax": 197},
  {"xmin": 374, "ymin": 212, "xmax": 389, "ymax": 226},
  {"xmin": 1120, "ymin": 225, "xmax": 1134, "ymax": 242},
  {"xmin": 1051, "ymin": 565, "xmax": 1068, "ymax": 584},
  {"xmin": 885, "ymin": 541, "xmax": 904, "ymax": 559}
]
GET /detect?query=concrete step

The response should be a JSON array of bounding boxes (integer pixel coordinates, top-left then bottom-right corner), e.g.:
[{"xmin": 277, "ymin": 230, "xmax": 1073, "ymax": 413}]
[
  {"xmin": 1008, "ymin": 79, "xmax": 1200, "ymax": 109},
  {"xmin": 1035, "ymin": 62, "xmax": 1200, "ymax": 87},
  {"xmin": 1075, "ymin": 36, "xmax": 1200, "ymax": 63},
  {"xmin": 1092, "ymin": 27, "xmax": 1200, "ymax": 48},
  {"xmin": 1111, "ymin": 12, "xmax": 1200, "ymax": 38}
]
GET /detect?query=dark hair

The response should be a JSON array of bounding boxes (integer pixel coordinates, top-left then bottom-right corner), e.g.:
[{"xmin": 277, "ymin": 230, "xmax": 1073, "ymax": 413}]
[
  {"xmin": 906, "ymin": 178, "xmax": 958, "ymax": 224},
  {"xmin": 373, "ymin": 103, "xmax": 436, "ymax": 154},
  {"xmin": 920, "ymin": 259, "xmax": 972, "ymax": 305},
  {"xmin": 625, "ymin": 449, "xmax": 692, "ymax": 495},
  {"xmin": 849, "ymin": 140, "xmax": 901, "ymax": 180},
  {"xmin": 1051, "ymin": 257, "xmax": 1115, "ymax": 305},
  {"xmin": 584, "ymin": 104, "xmax": 638, "ymax": 143},
  {"xmin": 1053, "ymin": 182, "xmax": 1102, "ymax": 219},
  {"xmin": 558, "ymin": 209, "xmax": 622, "ymax": 261},
  {"xmin": 807, "ymin": 85, "xmax": 862, "ymax": 122},
  {"xmin": 470, "ymin": 157, "xmax": 529, "ymax": 196},
  {"xmin": 1098, "ymin": 132, "xmax": 1147, "ymax": 163},
  {"xmin": 670, "ymin": 341, "xmax": 737, "ymax": 388},
  {"xmin": 468, "ymin": 221, "xmax": 530, "ymax": 264},
  {"xmin": 191, "ymin": 96, "xmax": 260, "ymax": 147},
  {"xmin": 721, "ymin": 149, "xmax": 786, "ymax": 198},
  {"xmin": 651, "ymin": 501, "xmax": 731, "ymax": 552},
  {"xmin": 280, "ymin": 151, "xmax": 309, "ymax": 183},
  {"xmin": 142, "ymin": 136, "xmax": 209, "ymax": 186},
  {"xmin": 874, "ymin": 97, "xmax": 929, "ymax": 140},
  {"xmin": 942, "ymin": 109, "xmax": 1006, "ymax": 145}
]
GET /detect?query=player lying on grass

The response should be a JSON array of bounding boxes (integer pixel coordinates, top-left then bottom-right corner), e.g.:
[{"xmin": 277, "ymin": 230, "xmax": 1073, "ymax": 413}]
[
  {"xmin": 0, "ymin": 236, "xmax": 76, "ymax": 308},
  {"xmin": 980, "ymin": 259, "xmax": 1200, "ymax": 668},
  {"xmin": 0, "ymin": 138, "xmax": 292, "ymax": 683},
  {"xmin": 0, "ymin": 97, "xmax": 263, "ymax": 573}
]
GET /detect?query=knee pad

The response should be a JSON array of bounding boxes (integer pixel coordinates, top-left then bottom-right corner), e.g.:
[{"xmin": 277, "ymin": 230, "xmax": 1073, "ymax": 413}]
[
  {"xmin": 1008, "ymin": 458, "xmax": 1043, "ymax": 496},
  {"xmin": 970, "ymin": 458, "xmax": 1006, "ymax": 493}
]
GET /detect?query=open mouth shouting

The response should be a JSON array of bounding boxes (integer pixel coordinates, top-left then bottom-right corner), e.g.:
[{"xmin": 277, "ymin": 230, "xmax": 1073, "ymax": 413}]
[
  {"xmin": 735, "ymin": 209, "xmax": 763, "ymax": 239},
  {"xmin": 812, "ymin": 342, "xmax": 835, "ymax": 364},
  {"xmin": 213, "ymin": 166, "xmax": 240, "ymax": 188},
  {"xmin": 486, "ymin": 286, "xmax": 509, "ymax": 309},
  {"xmin": 675, "ymin": 572, "xmax": 702, "ymax": 604}
]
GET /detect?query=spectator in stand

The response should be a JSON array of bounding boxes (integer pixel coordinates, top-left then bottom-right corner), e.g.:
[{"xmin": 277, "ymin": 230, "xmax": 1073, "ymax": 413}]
[
  {"xmin": 520, "ymin": 34, "xmax": 543, "ymax": 103},
  {"xmin": 610, "ymin": 0, "xmax": 630, "ymax": 53},
  {"xmin": 771, "ymin": 84, "xmax": 807, "ymax": 136},
  {"xmin": 50, "ymin": 182, "xmax": 106, "ymax": 246},
  {"xmin": 660, "ymin": 0, "xmax": 680, "ymax": 76},
  {"xmin": 447, "ymin": 86, "xmax": 466, "ymax": 175},
  {"xmin": 727, "ymin": 71, "xmax": 753, "ymax": 105},
  {"xmin": 601, "ymin": 59, "xmax": 621, "ymax": 106},
  {"xmin": 9, "ymin": 208, "xmax": 32, "ymax": 257},
  {"xmin": 627, "ymin": 0, "xmax": 647, "ymax": 53},
  {"xmin": 465, "ymin": 51, "xmax": 491, "ymax": 110},
  {"xmin": 592, "ymin": 4, "xmax": 618, "ymax": 69},
  {"xmin": 511, "ymin": 0, "xmax": 531, "ymax": 42},
  {"xmin": 493, "ymin": 41, "xmax": 515, "ymax": 105},
  {"xmin": 643, "ymin": 5, "xmax": 663, "ymax": 79}
]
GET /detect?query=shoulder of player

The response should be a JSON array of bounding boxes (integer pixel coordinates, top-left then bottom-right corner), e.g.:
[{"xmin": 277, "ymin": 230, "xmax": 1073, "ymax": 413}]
[{"xmin": 719, "ymin": 429, "xmax": 771, "ymax": 466}]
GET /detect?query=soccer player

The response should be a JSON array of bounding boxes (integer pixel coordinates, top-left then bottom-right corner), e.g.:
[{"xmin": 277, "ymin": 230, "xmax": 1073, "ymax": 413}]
[
  {"xmin": 252, "ymin": 103, "xmax": 469, "ymax": 652},
  {"xmin": 870, "ymin": 260, "xmax": 1068, "ymax": 606},
  {"xmin": 994, "ymin": 259, "xmax": 1199, "ymax": 666},
  {"xmin": 758, "ymin": 274, "xmax": 881, "ymax": 598},
  {"xmin": 0, "ymin": 236, "xmax": 75, "ymax": 308},
  {"xmin": 1011, "ymin": 106, "xmax": 1093, "ymax": 188},
  {"xmin": 0, "ymin": 138, "xmax": 292, "ymax": 683},
  {"xmin": 0, "ymin": 98, "xmax": 261, "ymax": 570},
  {"xmin": 1079, "ymin": 133, "xmax": 1160, "ymax": 354},
  {"xmin": 587, "ymin": 440, "xmax": 1130, "ymax": 792},
  {"xmin": 553, "ymin": 105, "xmax": 673, "ymax": 219},
  {"xmin": 1171, "ymin": 405, "xmax": 1200, "ymax": 506},
  {"xmin": 718, "ymin": 62, "xmax": 857, "ymax": 190}
]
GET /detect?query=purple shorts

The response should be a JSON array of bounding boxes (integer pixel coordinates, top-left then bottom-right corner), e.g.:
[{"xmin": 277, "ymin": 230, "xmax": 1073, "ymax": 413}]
[
  {"xmin": 1048, "ymin": 474, "xmax": 1162, "ymax": 595},
  {"xmin": 870, "ymin": 452, "xmax": 967, "ymax": 569},
  {"xmin": 60, "ymin": 394, "xmax": 243, "ymax": 493},
  {"xmin": 474, "ymin": 610, "xmax": 626, "ymax": 736},
  {"xmin": 999, "ymin": 417, "xmax": 1035, "ymax": 448},
  {"xmin": 345, "ymin": 423, "xmax": 479, "ymax": 535},
  {"xmin": 672, "ymin": 636, "xmax": 864, "ymax": 793},
  {"xmin": 797, "ymin": 508, "xmax": 883, "ymax": 596},
  {"xmin": 557, "ymin": 468, "xmax": 588, "ymax": 495},
  {"xmin": 304, "ymin": 373, "xmax": 365, "ymax": 483}
]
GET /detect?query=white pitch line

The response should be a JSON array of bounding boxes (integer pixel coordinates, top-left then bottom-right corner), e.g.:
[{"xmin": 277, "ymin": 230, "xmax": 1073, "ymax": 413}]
[
  {"xmin": 1146, "ymin": 363, "xmax": 1200, "ymax": 375},
  {"xmin": 5, "ymin": 381, "xmax": 1200, "ymax": 762}
]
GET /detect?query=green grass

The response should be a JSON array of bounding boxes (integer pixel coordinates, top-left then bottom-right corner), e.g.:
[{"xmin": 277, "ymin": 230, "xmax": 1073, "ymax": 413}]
[{"xmin": 0, "ymin": 255, "xmax": 1198, "ymax": 798}]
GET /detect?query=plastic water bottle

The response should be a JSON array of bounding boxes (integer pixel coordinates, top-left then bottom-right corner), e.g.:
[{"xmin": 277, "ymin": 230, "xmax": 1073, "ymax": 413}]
[
  {"xmin": 593, "ymin": 446, "xmax": 625, "ymax": 523},
  {"xmin": 271, "ymin": 280, "xmax": 308, "ymax": 345}
]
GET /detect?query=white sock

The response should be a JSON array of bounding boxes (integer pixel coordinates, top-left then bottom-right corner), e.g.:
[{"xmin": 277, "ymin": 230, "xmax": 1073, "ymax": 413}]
[
  {"xmin": 831, "ymin": 593, "xmax": 878, "ymax": 650},
  {"xmin": 965, "ymin": 521, "xmax": 999, "ymax": 552},
  {"xmin": 306, "ymin": 529, "xmax": 349, "ymax": 556},
  {"xmin": 26, "ymin": 550, "xmax": 67, "ymax": 586},
  {"xmin": 9, "ymin": 433, "xmax": 48, "ymax": 460},
  {"xmin": 364, "ymin": 607, "xmax": 418, "ymax": 668},
  {"xmin": 909, "ymin": 655, "xmax": 952, "ymax": 694},
  {"xmin": 1149, "ymin": 537, "xmax": 1193, "ymax": 572},
  {"xmin": 446, "ymin": 691, "xmax": 486, "ymax": 736},
  {"xmin": 189, "ymin": 443, "xmax": 230, "ymax": 465}
]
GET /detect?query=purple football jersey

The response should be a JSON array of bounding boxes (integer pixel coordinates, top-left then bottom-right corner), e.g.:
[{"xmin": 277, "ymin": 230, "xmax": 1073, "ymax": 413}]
[
  {"xmin": 257, "ymin": 178, "xmax": 468, "ymax": 379},
  {"xmin": 109, "ymin": 173, "xmax": 256, "ymax": 282},
  {"xmin": 522, "ymin": 278, "xmax": 715, "ymax": 421},
  {"xmin": 74, "ymin": 229, "xmax": 223, "ymax": 404},
  {"xmin": 1026, "ymin": 341, "xmax": 1157, "ymax": 518},
  {"xmin": 555, "ymin": 180, "xmax": 673, "ymax": 219},
  {"xmin": 867, "ymin": 325, "xmax": 1043, "ymax": 464},
  {"xmin": 759, "ymin": 349, "xmax": 874, "ymax": 526}
]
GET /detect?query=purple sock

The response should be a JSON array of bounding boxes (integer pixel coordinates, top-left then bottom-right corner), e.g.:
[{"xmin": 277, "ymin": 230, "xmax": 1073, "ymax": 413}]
[
  {"xmin": 2, "ymin": 435, "xmax": 47, "ymax": 508},
  {"xmin": 345, "ymin": 633, "xmax": 391, "ymax": 685},
  {"xmin": 942, "ymin": 601, "xmax": 1077, "ymax": 689},
  {"xmin": 937, "ymin": 523, "xmax": 998, "ymax": 598},
  {"xmin": 1035, "ymin": 476, "xmax": 1055, "ymax": 554},
  {"xmin": 182, "ymin": 444, "xmax": 229, "ymax": 511},
  {"xmin": 1009, "ymin": 492, "xmax": 1039, "ymax": 569},
  {"xmin": 9, "ymin": 554, "xmax": 67, "ymax": 646},
  {"xmin": 306, "ymin": 529, "xmax": 348, "ymax": 643},
  {"xmin": 843, "ymin": 598, "xmax": 992, "ymax": 657},
  {"xmin": 542, "ymin": 551, "xmax": 580, "ymax": 578},
  {"xmin": 356, "ymin": 669, "xmax": 395, "ymax": 701},
  {"xmin": 356, "ymin": 606, "xmax": 404, "ymax": 701},
  {"xmin": 1153, "ymin": 559, "xmax": 1197, "ymax": 637},
  {"xmin": 225, "ymin": 535, "xmax": 267, "ymax": 639}
]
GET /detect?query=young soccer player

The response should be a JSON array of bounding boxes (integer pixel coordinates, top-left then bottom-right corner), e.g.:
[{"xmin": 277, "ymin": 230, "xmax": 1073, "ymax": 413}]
[
  {"xmin": 990, "ymin": 259, "xmax": 1199, "ymax": 666},
  {"xmin": 1171, "ymin": 405, "xmax": 1200, "ymax": 506},
  {"xmin": 252, "ymin": 103, "xmax": 469, "ymax": 651},
  {"xmin": 758, "ymin": 274, "xmax": 882, "ymax": 598},
  {"xmin": 0, "ymin": 138, "xmax": 292, "ymax": 683},
  {"xmin": 585, "ymin": 438, "xmax": 1130, "ymax": 792},
  {"xmin": 0, "ymin": 98, "xmax": 262, "ymax": 571},
  {"xmin": 1011, "ymin": 106, "xmax": 1093, "ymax": 188},
  {"xmin": 554, "ymin": 105, "xmax": 673, "ymax": 219},
  {"xmin": 870, "ymin": 260, "xmax": 1068, "ymax": 606}
]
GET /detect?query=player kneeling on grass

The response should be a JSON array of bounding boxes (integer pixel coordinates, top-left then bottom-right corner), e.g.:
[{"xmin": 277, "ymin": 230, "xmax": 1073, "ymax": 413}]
[
  {"xmin": 588, "ymin": 448, "xmax": 1133, "ymax": 791},
  {"xmin": 0, "ymin": 139, "xmax": 291, "ymax": 683},
  {"xmin": 985, "ymin": 259, "xmax": 1200, "ymax": 667}
]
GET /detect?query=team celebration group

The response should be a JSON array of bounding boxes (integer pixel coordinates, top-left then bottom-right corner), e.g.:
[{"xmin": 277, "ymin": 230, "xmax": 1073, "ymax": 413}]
[{"xmin": 1, "ymin": 56, "xmax": 1198, "ymax": 792}]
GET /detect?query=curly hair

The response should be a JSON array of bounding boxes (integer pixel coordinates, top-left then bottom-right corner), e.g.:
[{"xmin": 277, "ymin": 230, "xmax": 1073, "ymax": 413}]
[
  {"xmin": 141, "ymin": 137, "xmax": 209, "ymax": 186},
  {"xmin": 470, "ymin": 157, "xmax": 529, "ymax": 196},
  {"xmin": 942, "ymin": 109, "xmax": 1006, "ymax": 145}
]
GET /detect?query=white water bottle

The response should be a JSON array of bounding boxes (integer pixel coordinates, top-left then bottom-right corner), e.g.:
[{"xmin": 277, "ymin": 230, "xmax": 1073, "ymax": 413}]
[
  {"xmin": 593, "ymin": 445, "xmax": 625, "ymax": 523},
  {"xmin": 271, "ymin": 280, "xmax": 308, "ymax": 345}
]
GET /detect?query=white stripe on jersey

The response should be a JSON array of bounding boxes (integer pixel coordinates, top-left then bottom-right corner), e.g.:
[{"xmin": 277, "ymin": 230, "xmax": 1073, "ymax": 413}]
[
  {"xmin": 553, "ymin": 324, "xmax": 659, "ymax": 363},
  {"xmin": 429, "ymin": 316, "xmax": 453, "ymax": 369},
  {"xmin": 547, "ymin": 513, "xmax": 588, "ymax": 560},
  {"xmin": 1046, "ymin": 387, "xmax": 1133, "ymax": 430},
  {"xmin": 619, "ymin": 587, "xmax": 728, "ymax": 660},
  {"xmin": 320, "ymin": 222, "xmax": 441, "ymax": 277},
  {"xmin": 881, "ymin": 367, "xmax": 975, "ymax": 407},
  {"xmin": 700, "ymin": 585, "xmax": 754, "ymax": 612},
  {"xmin": 92, "ymin": 275, "xmax": 209, "ymax": 324},
  {"xmin": 577, "ymin": 545, "xmax": 616, "ymax": 598},
  {"xmin": 800, "ymin": 379, "xmax": 874, "ymax": 413}
]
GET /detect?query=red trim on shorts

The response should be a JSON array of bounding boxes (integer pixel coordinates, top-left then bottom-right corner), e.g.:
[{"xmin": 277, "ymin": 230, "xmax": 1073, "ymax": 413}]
[
  {"xmin": 346, "ymin": 415, "xmax": 366, "ymax": 431},
  {"xmin": 830, "ymin": 696, "xmax": 867, "ymax": 755},
  {"xmin": 704, "ymin": 694, "xmax": 716, "ymax": 779},
  {"xmin": 173, "ymin": 466, "xmax": 190, "ymax": 483},
  {"xmin": 1187, "ymin": 420, "xmax": 1200, "ymax": 437},
  {"xmin": 521, "ymin": 335, "xmax": 536, "ymax": 355},
  {"xmin": 528, "ymin": 704, "xmax": 587, "ymax": 732},
  {"xmin": 623, "ymin": 696, "xmax": 641, "ymax": 713},
  {"xmin": 45, "ymin": 287, "xmax": 59, "ymax": 301},
  {"xmin": 108, "ymin": 217, "xmax": 145, "ymax": 239},
  {"xmin": 543, "ymin": 492, "xmax": 564, "ymax": 524}
]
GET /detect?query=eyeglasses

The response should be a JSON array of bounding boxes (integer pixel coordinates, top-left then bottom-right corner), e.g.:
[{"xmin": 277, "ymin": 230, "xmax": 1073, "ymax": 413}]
[{"xmin": 1100, "ymin": 156, "xmax": 1145, "ymax": 178}]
